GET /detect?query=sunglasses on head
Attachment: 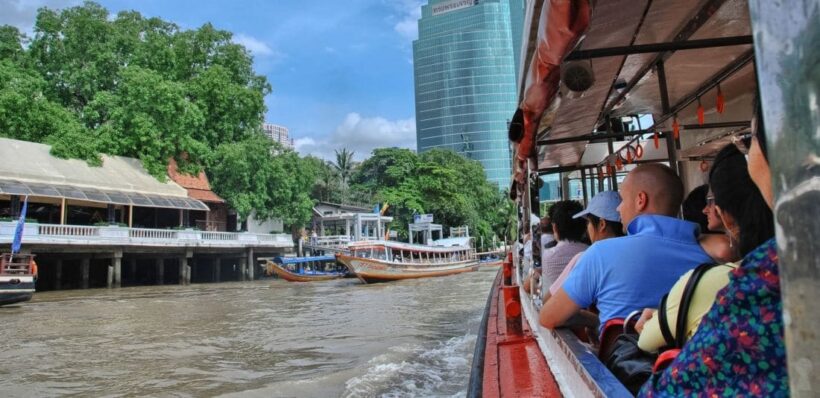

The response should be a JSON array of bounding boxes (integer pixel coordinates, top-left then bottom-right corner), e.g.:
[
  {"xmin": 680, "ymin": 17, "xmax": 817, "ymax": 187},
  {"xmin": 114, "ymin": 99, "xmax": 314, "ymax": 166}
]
[{"xmin": 731, "ymin": 132, "xmax": 753, "ymax": 154}]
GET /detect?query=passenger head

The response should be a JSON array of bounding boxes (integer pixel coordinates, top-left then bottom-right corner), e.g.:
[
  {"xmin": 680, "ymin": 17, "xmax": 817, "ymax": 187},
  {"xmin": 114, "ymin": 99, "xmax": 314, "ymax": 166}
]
[
  {"xmin": 748, "ymin": 102, "xmax": 773, "ymax": 209},
  {"xmin": 617, "ymin": 163, "xmax": 684, "ymax": 228},
  {"xmin": 550, "ymin": 200, "xmax": 587, "ymax": 242},
  {"xmin": 682, "ymin": 184, "xmax": 710, "ymax": 232},
  {"xmin": 702, "ymin": 187, "xmax": 724, "ymax": 232},
  {"xmin": 573, "ymin": 191, "xmax": 624, "ymax": 243},
  {"xmin": 709, "ymin": 144, "xmax": 774, "ymax": 257},
  {"xmin": 540, "ymin": 215, "xmax": 552, "ymax": 235}
]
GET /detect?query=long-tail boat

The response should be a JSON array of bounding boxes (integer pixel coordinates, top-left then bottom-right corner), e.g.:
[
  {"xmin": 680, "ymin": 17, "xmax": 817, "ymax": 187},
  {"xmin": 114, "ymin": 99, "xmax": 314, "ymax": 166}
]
[
  {"xmin": 336, "ymin": 239, "xmax": 479, "ymax": 284},
  {"xmin": 0, "ymin": 253, "xmax": 37, "ymax": 306},
  {"xmin": 263, "ymin": 255, "xmax": 348, "ymax": 282}
]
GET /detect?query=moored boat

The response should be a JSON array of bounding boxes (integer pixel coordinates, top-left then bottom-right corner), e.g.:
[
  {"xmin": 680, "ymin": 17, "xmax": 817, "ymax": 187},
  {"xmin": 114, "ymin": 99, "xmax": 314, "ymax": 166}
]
[
  {"xmin": 336, "ymin": 239, "xmax": 479, "ymax": 284},
  {"xmin": 0, "ymin": 253, "xmax": 37, "ymax": 306},
  {"xmin": 263, "ymin": 255, "xmax": 348, "ymax": 282}
]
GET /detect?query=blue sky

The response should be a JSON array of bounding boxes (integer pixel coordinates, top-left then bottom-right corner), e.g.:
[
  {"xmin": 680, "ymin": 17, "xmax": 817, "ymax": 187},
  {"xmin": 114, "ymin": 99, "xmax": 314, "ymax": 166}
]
[{"xmin": 1, "ymin": 0, "xmax": 424, "ymax": 160}]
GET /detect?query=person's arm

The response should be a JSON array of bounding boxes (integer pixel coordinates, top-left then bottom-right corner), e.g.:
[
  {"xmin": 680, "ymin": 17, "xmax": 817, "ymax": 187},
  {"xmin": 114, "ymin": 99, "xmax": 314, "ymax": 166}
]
[
  {"xmin": 540, "ymin": 287, "xmax": 581, "ymax": 329},
  {"xmin": 540, "ymin": 249, "xmax": 599, "ymax": 329}
]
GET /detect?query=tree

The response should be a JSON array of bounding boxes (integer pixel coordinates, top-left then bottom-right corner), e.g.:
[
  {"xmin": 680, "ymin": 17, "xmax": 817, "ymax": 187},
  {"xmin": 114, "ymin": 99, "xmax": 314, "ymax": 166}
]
[{"xmin": 333, "ymin": 148, "xmax": 356, "ymax": 186}]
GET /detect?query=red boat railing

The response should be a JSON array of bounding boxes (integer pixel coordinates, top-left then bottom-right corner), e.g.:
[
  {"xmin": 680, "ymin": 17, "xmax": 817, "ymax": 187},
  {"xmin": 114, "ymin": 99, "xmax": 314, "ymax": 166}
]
[{"xmin": 0, "ymin": 253, "xmax": 36, "ymax": 275}]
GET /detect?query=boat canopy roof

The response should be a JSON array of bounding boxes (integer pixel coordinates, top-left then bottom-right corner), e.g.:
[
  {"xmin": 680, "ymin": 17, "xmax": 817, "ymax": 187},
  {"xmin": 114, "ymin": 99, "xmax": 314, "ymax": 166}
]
[
  {"xmin": 431, "ymin": 237, "xmax": 472, "ymax": 247},
  {"xmin": 513, "ymin": 0, "xmax": 756, "ymax": 176},
  {"xmin": 349, "ymin": 240, "xmax": 471, "ymax": 253},
  {"xmin": 274, "ymin": 255, "xmax": 335, "ymax": 265}
]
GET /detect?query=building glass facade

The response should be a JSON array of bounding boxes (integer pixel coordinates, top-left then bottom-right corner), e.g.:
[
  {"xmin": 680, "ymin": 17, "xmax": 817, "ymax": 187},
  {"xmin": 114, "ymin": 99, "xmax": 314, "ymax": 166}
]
[{"xmin": 413, "ymin": 0, "xmax": 524, "ymax": 188}]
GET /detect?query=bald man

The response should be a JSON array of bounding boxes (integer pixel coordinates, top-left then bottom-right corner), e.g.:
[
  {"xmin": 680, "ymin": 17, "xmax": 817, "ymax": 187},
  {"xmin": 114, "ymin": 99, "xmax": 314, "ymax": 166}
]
[{"xmin": 540, "ymin": 164, "xmax": 712, "ymax": 335}]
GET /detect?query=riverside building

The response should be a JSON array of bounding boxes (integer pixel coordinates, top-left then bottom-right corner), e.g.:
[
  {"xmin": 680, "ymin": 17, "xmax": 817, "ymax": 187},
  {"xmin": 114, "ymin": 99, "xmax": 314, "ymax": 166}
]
[
  {"xmin": 413, "ymin": 0, "xmax": 524, "ymax": 187},
  {"xmin": 262, "ymin": 123, "xmax": 294, "ymax": 149}
]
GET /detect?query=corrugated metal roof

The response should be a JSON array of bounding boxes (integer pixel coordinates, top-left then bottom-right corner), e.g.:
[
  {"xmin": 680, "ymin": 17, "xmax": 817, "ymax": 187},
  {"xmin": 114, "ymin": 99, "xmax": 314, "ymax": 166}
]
[{"xmin": 0, "ymin": 138, "xmax": 209, "ymax": 210}]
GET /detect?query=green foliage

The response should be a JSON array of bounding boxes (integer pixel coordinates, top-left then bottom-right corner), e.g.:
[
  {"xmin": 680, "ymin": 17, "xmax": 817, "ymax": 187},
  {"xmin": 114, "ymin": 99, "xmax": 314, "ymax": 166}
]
[
  {"xmin": 0, "ymin": 2, "xmax": 312, "ymax": 229},
  {"xmin": 348, "ymin": 147, "xmax": 512, "ymax": 246}
]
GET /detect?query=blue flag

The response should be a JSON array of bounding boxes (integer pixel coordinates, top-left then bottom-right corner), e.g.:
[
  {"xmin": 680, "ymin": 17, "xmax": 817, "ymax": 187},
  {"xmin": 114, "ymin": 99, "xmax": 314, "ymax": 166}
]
[{"xmin": 11, "ymin": 197, "xmax": 27, "ymax": 254}]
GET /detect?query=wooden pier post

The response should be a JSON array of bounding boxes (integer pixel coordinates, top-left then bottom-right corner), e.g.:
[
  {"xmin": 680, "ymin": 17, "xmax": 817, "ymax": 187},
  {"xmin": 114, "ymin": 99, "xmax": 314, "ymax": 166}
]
[
  {"xmin": 54, "ymin": 259, "xmax": 62, "ymax": 290},
  {"xmin": 213, "ymin": 257, "xmax": 221, "ymax": 283},
  {"xmin": 246, "ymin": 248, "xmax": 254, "ymax": 281},
  {"xmin": 155, "ymin": 258, "xmax": 164, "ymax": 285},
  {"xmin": 81, "ymin": 258, "xmax": 90, "ymax": 289}
]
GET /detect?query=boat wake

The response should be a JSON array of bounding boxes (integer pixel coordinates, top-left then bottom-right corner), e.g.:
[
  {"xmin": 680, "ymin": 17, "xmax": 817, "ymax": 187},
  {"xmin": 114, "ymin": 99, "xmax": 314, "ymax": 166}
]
[{"xmin": 342, "ymin": 334, "xmax": 476, "ymax": 398}]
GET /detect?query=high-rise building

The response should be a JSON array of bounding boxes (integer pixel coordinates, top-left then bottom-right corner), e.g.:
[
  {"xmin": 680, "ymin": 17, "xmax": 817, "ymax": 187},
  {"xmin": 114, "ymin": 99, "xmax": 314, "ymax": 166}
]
[
  {"xmin": 413, "ymin": 0, "xmax": 524, "ymax": 188},
  {"xmin": 262, "ymin": 123, "xmax": 294, "ymax": 149}
]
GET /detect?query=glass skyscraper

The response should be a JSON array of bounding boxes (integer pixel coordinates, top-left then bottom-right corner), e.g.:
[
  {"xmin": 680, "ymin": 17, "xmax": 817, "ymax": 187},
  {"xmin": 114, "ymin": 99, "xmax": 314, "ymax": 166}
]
[{"xmin": 413, "ymin": 0, "xmax": 524, "ymax": 188}]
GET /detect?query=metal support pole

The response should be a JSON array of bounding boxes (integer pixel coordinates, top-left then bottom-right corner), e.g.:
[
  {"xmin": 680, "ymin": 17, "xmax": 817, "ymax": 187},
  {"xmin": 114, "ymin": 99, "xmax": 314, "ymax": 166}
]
[
  {"xmin": 213, "ymin": 257, "xmax": 221, "ymax": 283},
  {"xmin": 246, "ymin": 248, "xmax": 254, "ymax": 281},
  {"xmin": 749, "ymin": 1, "xmax": 819, "ymax": 394},
  {"xmin": 581, "ymin": 168, "xmax": 589, "ymax": 205}
]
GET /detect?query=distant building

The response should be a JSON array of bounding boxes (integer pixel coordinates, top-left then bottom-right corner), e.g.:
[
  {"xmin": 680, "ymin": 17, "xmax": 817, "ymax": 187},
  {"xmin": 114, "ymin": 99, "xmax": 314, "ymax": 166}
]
[
  {"xmin": 262, "ymin": 123, "xmax": 294, "ymax": 149},
  {"xmin": 413, "ymin": 0, "xmax": 525, "ymax": 188}
]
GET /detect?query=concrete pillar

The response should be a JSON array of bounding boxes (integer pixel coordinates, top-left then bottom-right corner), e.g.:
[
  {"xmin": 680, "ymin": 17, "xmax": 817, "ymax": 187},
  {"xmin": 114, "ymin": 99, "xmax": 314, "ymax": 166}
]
[
  {"xmin": 239, "ymin": 256, "xmax": 247, "ymax": 282},
  {"xmin": 213, "ymin": 257, "xmax": 221, "ymax": 283},
  {"xmin": 246, "ymin": 248, "xmax": 254, "ymax": 281},
  {"xmin": 111, "ymin": 252, "xmax": 122, "ymax": 288},
  {"xmin": 345, "ymin": 219, "xmax": 350, "ymax": 238},
  {"xmin": 81, "ymin": 258, "xmax": 90, "ymax": 289},
  {"xmin": 179, "ymin": 256, "xmax": 190, "ymax": 285},
  {"xmin": 54, "ymin": 259, "xmax": 63, "ymax": 290},
  {"xmin": 155, "ymin": 258, "xmax": 164, "ymax": 285}
]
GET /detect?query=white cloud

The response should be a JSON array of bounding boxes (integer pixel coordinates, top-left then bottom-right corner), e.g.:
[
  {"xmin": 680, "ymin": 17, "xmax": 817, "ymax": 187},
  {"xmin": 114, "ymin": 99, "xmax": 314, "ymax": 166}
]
[
  {"xmin": 232, "ymin": 33, "xmax": 274, "ymax": 56},
  {"xmin": 391, "ymin": 0, "xmax": 423, "ymax": 42},
  {"xmin": 295, "ymin": 113, "xmax": 416, "ymax": 161},
  {"xmin": 0, "ymin": 0, "xmax": 81, "ymax": 36}
]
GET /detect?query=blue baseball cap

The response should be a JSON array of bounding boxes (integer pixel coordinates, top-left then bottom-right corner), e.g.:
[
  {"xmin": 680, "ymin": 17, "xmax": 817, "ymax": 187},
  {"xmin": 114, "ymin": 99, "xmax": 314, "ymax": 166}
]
[{"xmin": 573, "ymin": 191, "xmax": 621, "ymax": 222}]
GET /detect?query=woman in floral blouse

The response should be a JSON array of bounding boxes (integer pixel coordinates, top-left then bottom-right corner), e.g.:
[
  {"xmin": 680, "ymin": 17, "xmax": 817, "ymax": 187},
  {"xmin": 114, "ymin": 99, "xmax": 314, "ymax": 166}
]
[{"xmin": 639, "ymin": 109, "xmax": 789, "ymax": 397}]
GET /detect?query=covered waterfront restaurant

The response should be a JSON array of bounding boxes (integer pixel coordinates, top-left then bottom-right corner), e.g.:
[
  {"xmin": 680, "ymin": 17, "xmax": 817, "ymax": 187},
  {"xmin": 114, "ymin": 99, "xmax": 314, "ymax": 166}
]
[{"xmin": 0, "ymin": 138, "xmax": 209, "ymax": 228}]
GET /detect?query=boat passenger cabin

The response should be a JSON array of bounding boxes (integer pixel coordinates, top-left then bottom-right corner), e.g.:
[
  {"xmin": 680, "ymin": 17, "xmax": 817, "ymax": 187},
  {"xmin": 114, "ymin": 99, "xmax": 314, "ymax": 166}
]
[
  {"xmin": 347, "ymin": 239, "xmax": 474, "ymax": 264},
  {"xmin": 472, "ymin": 0, "xmax": 817, "ymax": 397}
]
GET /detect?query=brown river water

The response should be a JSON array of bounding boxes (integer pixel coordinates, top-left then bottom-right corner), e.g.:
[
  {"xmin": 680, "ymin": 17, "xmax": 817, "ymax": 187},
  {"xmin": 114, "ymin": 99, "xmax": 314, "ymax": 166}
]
[{"xmin": 0, "ymin": 268, "xmax": 497, "ymax": 397}]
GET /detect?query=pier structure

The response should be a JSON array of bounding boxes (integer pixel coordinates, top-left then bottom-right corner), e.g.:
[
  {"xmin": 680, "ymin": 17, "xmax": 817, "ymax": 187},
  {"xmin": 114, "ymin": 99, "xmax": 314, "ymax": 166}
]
[{"xmin": 0, "ymin": 138, "xmax": 294, "ymax": 290}]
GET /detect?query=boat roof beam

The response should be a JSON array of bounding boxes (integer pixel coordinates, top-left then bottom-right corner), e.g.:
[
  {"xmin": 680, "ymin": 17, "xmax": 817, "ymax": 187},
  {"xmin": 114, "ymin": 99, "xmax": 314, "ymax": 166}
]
[
  {"xmin": 565, "ymin": 35, "xmax": 752, "ymax": 61},
  {"xmin": 597, "ymin": 0, "xmax": 732, "ymax": 121}
]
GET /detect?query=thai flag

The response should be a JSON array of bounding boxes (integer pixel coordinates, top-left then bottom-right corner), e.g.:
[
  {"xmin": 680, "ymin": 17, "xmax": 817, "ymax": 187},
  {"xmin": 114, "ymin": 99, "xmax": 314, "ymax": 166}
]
[{"xmin": 11, "ymin": 197, "xmax": 27, "ymax": 254}]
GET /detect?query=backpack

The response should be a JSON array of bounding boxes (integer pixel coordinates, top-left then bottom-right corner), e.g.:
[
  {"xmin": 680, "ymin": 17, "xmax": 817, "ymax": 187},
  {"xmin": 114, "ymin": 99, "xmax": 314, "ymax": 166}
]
[{"xmin": 602, "ymin": 262, "xmax": 718, "ymax": 395}]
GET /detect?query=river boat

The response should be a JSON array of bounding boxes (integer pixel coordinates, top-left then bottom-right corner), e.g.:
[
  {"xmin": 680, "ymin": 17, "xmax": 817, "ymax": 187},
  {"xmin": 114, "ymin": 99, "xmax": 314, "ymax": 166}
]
[
  {"xmin": 263, "ymin": 255, "xmax": 348, "ymax": 282},
  {"xmin": 0, "ymin": 253, "xmax": 37, "ymax": 306},
  {"xmin": 336, "ymin": 239, "xmax": 479, "ymax": 284}
]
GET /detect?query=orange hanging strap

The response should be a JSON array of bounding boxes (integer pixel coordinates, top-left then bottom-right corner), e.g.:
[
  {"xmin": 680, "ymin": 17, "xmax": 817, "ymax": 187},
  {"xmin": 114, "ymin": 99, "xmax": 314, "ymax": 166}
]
[
  {"xmin": 635, "ymin": 143, "xmax": 644, "ymax": 159},
  {"xmin": 626, "ymin": 147, "xmax": 633, "ymax": 163},
  {"xmin": 672, "ymin": 116, "xmax": 680, "ymax": 140},
  {"xmin": 716, "ymin": 85, "xmax": 725, "ymax": 114},
  {"xmin": 697, "ymin": 98, "xmax": 705, "ymax": 125},
  {"xmin": 653, "ymin": 131, "xmax": 660, "ymax": 149},
  {"xmin": 616, "ymin": 156, "xmax": 624, "ymax": 170},
  {"xmin": 700, "ymin": 160, "xmax": 710, "ymax": 172}
]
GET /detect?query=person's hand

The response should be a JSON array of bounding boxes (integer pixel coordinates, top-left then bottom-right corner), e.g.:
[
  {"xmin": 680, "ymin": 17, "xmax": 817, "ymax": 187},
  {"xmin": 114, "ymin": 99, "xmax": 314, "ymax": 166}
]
[{"xmin": 634, "ymin": 308, "xmax": 655, "ymax": 334}]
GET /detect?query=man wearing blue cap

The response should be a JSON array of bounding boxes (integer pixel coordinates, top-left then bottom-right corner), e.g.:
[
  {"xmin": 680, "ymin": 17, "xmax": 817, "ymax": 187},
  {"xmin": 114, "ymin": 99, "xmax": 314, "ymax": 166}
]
[
  {"xmin": 540, "ymin": 164, "xmax": 712, "ymax": 335},
  {"xmin": 540, "ymin": 191, "xmax": 624, "ymax": 306}
]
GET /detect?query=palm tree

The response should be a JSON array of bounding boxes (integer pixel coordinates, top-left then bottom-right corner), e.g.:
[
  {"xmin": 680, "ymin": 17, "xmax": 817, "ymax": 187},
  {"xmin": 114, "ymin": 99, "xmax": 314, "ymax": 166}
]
[{"xmin": 333, "ymin": 148, "xmax": 355, "ymax": 187}]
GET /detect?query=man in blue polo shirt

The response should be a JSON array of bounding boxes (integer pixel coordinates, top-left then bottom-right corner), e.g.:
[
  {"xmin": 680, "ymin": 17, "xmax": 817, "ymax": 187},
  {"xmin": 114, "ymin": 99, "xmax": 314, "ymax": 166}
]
[{"xmin": 540, "ymin": 163, "xmax": 712, "ymax": 334}]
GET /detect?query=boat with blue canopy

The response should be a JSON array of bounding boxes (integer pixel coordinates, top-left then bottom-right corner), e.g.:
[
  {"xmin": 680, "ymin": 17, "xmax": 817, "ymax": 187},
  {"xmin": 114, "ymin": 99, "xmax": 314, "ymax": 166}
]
[{"xmin": 262, "ymin": 255, "xmax": 348, "ymax": 282}]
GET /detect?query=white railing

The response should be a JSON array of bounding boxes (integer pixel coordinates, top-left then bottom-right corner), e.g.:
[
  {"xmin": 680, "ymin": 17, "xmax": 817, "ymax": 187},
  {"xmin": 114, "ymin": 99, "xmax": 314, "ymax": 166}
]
[
  {"xmin": 38, "ymin": 224, "xmax": 99, "ymax": 237},
  {"xmin": 202, "ymin": 231, "xmax": 240, "ymax": 241},
  {"xmin": 129, "ymin": 228, "xmax": 177, "ymax": 240},
  {"xmin": 0, "ymin": 222, "xmax": 292, "ymax": 248},
  {"xmin": 312, "ymin": 235, "xmax": 351, "ymax": 247}
]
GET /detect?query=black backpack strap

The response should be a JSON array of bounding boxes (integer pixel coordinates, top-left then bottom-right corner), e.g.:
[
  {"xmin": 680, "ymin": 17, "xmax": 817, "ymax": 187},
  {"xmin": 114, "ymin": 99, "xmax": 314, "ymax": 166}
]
[
  {"xmin": 674, "ymin": 262, "xmax": 718, "ymax": 348},
  {"xmin": 657, "ymin": 293, "xmax": 675, "ymax": 347}
]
